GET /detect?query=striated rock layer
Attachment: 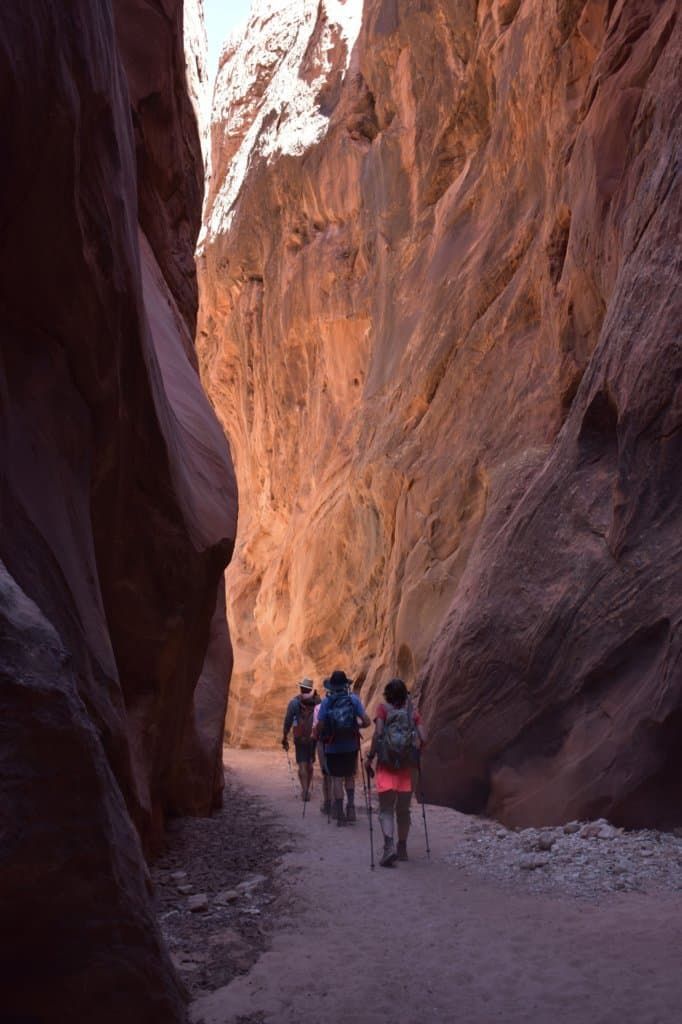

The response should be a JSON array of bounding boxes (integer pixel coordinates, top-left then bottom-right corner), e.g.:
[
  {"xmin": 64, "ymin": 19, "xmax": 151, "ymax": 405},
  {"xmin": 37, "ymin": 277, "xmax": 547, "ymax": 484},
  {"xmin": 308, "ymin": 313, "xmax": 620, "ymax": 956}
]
[
  {"xmin": 0, "ymin": 0, "xmax": 236, "ymax": 1019},
  {"xmin": 199, "ymin": 0, "xmax": 680, "ymax": 828}
]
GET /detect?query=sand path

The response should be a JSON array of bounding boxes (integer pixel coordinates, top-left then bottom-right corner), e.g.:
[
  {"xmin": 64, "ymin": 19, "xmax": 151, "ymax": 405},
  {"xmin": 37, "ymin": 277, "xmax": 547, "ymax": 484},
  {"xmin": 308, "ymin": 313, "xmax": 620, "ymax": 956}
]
[{"xmin": 191, "ymin": 749, "xmax": 682, "ymax": 1024}]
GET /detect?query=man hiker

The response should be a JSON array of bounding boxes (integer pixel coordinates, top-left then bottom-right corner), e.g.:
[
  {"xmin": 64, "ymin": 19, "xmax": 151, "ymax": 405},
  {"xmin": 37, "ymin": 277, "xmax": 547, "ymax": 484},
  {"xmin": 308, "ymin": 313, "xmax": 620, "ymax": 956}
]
[
  {"xmin": 282, "ymin": 678, "xmax": 320, "ymax": 800},
  {"xmin": 365, "ymin": 677, "xmax": 425, "ymax": 866},
  {"xmin": 312, "ymin": 669, "xmax": 370, "ymax": 826}
]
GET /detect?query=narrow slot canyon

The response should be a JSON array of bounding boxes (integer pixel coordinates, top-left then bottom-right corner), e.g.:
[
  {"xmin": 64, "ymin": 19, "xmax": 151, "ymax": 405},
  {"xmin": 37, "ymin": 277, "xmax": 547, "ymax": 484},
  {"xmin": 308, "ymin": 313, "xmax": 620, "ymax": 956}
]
[{"xmin": 0, "ymin": 1, "xmax": 680, "ymax": 1023}]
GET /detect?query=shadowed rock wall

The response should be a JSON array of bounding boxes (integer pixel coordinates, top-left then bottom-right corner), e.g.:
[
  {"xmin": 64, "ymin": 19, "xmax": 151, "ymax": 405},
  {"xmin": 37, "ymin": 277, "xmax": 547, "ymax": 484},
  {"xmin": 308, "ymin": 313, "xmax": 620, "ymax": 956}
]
[
  {"xmin": 200, "ymin": 0, "xmax": 680, "ymax": 827},
  {"xmin": 0, "ymin": 0, "xmax": 236, "ymax": 1018}
]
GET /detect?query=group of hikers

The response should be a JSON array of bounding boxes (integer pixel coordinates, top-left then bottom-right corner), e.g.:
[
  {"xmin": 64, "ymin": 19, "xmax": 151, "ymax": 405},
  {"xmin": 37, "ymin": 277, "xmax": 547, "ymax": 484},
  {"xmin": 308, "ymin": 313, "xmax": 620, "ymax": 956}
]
[{"xmin": 281, "ymin": 669, "xmax": 426, "ymax": 867}]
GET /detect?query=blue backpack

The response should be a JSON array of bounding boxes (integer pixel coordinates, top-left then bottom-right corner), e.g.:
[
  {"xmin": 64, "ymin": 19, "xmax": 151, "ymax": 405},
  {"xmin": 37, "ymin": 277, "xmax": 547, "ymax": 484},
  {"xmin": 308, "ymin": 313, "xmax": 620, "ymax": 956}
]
[{"xmin": 324, "ymin": 691, "xmax": 357, "ymax": 739}]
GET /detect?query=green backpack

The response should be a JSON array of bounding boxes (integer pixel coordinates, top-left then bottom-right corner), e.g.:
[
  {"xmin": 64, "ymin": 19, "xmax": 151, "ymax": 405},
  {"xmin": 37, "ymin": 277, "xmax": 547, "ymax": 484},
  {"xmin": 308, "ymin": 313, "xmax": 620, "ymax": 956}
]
[{"xmin": 378, "ymin": 702, "xmax": 417, "ymax": 769}]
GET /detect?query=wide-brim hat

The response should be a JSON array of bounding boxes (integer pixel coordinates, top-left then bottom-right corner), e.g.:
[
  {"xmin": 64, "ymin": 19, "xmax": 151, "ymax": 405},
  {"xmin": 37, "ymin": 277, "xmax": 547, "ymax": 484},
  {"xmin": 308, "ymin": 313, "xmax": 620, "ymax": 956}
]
[
  {"xmin": 299, "ymin": 678, "xmax": 314, "ymax": 692},
  {"xmin": 326, "ymin": 669, "xmax": 350, "ymax": 691}
]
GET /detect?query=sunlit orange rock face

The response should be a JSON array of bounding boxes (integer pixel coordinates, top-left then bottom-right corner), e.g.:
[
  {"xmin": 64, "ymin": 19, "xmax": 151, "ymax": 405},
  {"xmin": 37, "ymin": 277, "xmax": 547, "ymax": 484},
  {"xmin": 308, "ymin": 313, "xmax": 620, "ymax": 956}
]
[
  {"xmin": 0, "ymin": 0, "xmax": 235, "ymax": 1018},
  {"xmin": 200, "ymin": 0, "xmax": 680, "ymax": 826}
]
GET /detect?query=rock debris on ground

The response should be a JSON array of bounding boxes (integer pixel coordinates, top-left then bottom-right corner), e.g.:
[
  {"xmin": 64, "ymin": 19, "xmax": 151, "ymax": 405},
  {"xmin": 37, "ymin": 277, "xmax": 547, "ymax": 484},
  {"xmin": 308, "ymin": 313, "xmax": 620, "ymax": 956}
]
[
  {"xmin": 444, "ymin": 817, "xmax": 682, "ymax": 899},
  {"xmin": 152, "ymin": 771, "xmax": 288, "ymax": 998}
]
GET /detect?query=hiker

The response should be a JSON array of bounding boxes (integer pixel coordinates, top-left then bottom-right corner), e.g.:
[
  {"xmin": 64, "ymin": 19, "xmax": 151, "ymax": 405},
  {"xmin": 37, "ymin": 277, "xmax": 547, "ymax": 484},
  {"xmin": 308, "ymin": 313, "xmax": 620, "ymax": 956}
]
[
  {"xmin": 312, "ymin": 669, "xmax": 370, "ymax": 826},
  {"xmin": 281, "ymin": 678, "xmax": 320, "ymax": 801},
  {"xmin": 313, "ymin": 680, "xmax": 333, "ymax": 816},
  {"xmin": 364, "ymin": 677, "xmax": 425, "ymax": 867}
]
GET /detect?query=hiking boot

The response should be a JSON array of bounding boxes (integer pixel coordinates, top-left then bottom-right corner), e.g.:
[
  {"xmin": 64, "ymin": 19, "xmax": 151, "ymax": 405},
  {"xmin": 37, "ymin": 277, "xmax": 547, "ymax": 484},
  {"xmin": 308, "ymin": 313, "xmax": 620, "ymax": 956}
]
[
  {"xmin": 345, "ymin": 803, "xmax": 357, "ymax": 824},
  {"xmin": 320, "ymin": 800, "xmax": 331, "ymax": 816},
  {"xmin": 380, "ymin": 839, "xmax": 397, "ymax": 867},
  {"xmin": 397, "ymin": 840, "xmax": 408, "ymax": 861}
]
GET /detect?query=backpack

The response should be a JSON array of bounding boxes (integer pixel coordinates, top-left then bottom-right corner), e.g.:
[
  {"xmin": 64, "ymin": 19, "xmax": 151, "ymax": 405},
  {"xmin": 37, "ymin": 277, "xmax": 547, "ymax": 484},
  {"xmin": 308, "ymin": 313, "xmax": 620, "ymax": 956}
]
[
  {"xmin": 323, "ymin": 691, "xmax": 357, "ymax": 740},
  {"xmin": 377, "ymin": 702, "xmax": 417, "ymax": 769},
  {"xmin": 292, "ymin": 698, "xmax": 316, "ymax": 743}
]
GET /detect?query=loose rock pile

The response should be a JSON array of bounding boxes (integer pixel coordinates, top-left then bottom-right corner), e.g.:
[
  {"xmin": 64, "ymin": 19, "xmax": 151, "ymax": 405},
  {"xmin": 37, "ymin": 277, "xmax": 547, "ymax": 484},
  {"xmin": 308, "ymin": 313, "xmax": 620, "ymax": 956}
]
[
  {"xmin": 445, "ymin": 818, "xmax": 682, "ymax": 898},
  {"xmin": 152, "ymin": 771, "xmax": 288, "ymax": 997}
]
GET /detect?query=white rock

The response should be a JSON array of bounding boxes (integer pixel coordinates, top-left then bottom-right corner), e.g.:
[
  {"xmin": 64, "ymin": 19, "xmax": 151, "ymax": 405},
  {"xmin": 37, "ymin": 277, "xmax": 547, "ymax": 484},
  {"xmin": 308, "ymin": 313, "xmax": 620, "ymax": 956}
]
[
  {"xmin": 205, "ymin": 0, "xmax": 364, "ymax": 240},
  {"xmin": 236, "ymin": 873, "xmax": 267, "ymax": 892},
  {"xmin": 537, "ymin": 832, "xmax": 556, "ymax": 851},
  {"xmin": 519, "ymin": 853, "xmax": 550, "ymax": 871}
]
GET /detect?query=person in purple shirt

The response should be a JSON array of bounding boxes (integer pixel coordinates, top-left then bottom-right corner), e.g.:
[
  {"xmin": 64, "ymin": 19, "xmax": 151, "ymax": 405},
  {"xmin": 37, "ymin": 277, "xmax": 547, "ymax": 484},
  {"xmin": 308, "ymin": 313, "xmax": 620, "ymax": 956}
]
[{"xmin": 312, "ymin": 670, "xmax": 370, "ymax": 826}]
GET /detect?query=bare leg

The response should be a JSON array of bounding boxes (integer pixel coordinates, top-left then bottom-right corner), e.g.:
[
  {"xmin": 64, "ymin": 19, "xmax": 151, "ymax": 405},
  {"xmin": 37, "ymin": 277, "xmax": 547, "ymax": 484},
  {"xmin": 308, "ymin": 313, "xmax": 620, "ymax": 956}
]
[
  {"xmin": 378, "ymin": 790, "xmax": 398, "ymax": 866},
  {"xmin": 332, "ymin": 776, "xmax": 344, "ymax": 800},
  {"xmin": 396, "ymin": 791, "xmax": 412, "ymax": 841},
  {"xmin": 344, "ymin": 774, "xmax": 356, "ymax": 822},
  {"xmin": 379, "ymin": 790, "xmax": 397, "ymax": 839}
]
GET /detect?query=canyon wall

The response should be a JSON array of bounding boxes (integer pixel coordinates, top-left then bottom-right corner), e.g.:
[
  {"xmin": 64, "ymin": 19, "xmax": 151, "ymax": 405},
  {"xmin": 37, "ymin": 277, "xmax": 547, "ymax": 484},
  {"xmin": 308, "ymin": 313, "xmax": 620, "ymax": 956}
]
[
  {"xmin": 199, "ymin": 0, "xmax": 680, "ymax": 827},
  {"xmin": 0, "ymin": 1, "xmax": 236, "ymax": 1019}
]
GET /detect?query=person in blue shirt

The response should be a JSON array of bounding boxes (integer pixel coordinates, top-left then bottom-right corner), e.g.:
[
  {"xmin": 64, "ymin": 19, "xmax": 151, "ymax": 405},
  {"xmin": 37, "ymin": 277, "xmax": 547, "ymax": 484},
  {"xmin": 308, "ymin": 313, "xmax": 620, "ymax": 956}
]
[{"xmin": 312, "ymin": 669, "xmax": 370, "ymax": 826}]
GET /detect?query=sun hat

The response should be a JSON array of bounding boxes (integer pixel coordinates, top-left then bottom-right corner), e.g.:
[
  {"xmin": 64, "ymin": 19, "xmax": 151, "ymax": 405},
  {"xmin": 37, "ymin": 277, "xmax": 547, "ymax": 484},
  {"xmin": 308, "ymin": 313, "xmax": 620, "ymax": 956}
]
[
  {"xmin": 326, "ymin": 669, "xmax": 350, "ymax": 691},
  {"xmin": 299, "ymin": 678, "xmax": 314, "ymax": 692}
]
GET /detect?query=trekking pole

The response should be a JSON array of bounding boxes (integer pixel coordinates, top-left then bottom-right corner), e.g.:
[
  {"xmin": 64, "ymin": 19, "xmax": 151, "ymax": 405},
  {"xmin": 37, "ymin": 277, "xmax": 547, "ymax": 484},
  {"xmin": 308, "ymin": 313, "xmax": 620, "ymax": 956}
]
[
  {"xmin": 284, "ymin": 747, "xmax": 298, "ymax": 797},
  {"xmin": 363, "ymin": 759, "xmax": 375, "ymax": 871},
  {"xmin": 417, "ymin": 760, "xmax": 431, "ymax": 860}
]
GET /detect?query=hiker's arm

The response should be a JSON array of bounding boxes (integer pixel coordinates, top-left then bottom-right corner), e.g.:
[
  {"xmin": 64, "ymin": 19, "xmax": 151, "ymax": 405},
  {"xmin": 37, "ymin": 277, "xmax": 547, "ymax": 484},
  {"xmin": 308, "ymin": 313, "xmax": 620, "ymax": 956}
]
[
  {"xmin": 353, "ymin": 695, "xmax": 371, "ymax": 729},
  {"xmin": 365, "ymin": 718, "xmax": 383, "ymax": 769},
  {"xmin": 311, "ymin": 709, "xmax": 324, "ymax": 742},
  {"xmin": 282, "ymin": 701, "xmax": 295, "ymax": 748}
]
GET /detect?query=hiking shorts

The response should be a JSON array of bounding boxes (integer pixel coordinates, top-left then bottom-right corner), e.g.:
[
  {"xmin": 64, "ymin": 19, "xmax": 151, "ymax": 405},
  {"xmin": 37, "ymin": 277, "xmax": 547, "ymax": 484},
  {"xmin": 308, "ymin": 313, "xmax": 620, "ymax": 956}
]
[
  {"xmin": 325, "ymin": 750, "xmax": 358, "ymax": 778},
  {"xmin": 294, "ymin": 740, "xmax": 316, "ymax": 765}
]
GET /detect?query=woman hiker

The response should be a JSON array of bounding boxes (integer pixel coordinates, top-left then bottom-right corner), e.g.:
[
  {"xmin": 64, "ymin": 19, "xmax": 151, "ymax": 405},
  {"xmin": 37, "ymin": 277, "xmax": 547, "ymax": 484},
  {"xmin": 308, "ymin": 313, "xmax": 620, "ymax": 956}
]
[{"xmin": 364, "ymin": 677, "xmax": 425, "ymax": 866}]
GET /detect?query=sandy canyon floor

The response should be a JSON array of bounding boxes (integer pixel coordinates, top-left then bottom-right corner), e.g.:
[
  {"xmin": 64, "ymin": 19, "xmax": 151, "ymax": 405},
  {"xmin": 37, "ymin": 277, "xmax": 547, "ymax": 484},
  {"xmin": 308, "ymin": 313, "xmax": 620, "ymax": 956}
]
[{"xmin": 154, "ymin": 749, "xmax": 682, "ymax": 1024}]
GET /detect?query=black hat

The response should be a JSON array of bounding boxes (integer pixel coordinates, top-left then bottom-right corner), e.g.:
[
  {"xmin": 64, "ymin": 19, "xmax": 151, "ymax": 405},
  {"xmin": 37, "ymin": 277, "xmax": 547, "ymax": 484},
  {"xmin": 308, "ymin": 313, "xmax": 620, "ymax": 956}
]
[{"xmin": 327, "ymin": 669, "xmax": 350, "ymax": 691}]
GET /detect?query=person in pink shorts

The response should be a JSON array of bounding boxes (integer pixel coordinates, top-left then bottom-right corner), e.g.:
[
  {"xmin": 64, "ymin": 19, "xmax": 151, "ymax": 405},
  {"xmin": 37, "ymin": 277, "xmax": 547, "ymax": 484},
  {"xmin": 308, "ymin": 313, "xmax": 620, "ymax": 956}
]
[{"xmin": 364, "ymin": 678, "xmax": 425, "ymax": 866}]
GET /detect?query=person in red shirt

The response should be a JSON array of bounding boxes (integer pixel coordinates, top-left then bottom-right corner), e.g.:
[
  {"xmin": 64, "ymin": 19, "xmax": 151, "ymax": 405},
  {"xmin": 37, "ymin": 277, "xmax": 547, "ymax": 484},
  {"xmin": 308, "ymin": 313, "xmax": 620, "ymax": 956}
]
[{"xmin": 365, "ymin": 678, "xmax": 425, "ymax": 866}]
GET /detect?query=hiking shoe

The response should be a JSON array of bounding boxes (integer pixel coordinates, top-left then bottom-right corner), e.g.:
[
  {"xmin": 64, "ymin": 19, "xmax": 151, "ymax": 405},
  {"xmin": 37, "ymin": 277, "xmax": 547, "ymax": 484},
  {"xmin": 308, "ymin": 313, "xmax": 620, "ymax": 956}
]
[
  {"xmin": 336, "ymin": 813, "xmax": 348, "ymax": 827},
  {"xmin": 345, "ymin": 804, "xmax": 357, "ymax": 824},
  {"xmin": 380, "ymin": 840, "xmax": 397, "ymax": 867},
  {"xmin": 397, "ymin": 841, "xmax": 408, "ymax": 861}
]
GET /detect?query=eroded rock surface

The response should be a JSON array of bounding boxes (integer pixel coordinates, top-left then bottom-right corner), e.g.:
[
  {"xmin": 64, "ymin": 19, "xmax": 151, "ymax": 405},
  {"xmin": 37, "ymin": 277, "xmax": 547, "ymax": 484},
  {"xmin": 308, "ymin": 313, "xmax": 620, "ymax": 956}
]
[
  {"xmin": 0, "ymin": 0, "xmax": 236, "ymax": 1018},
  {"xmin": 199, "ymin": 0, "xmax": 680, "ymax": 826}
]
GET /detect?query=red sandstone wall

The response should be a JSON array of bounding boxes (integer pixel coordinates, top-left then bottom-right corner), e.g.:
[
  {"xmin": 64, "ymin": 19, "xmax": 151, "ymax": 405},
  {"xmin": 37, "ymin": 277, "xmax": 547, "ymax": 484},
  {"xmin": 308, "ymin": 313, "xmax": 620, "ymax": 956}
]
[
  {"xmin": 200, "ymin": 0, "xmax": 680, "ymax": 826},
  {"xmin": 0, "ymin": 1, "xmax": 236, "ymax": 1018}
]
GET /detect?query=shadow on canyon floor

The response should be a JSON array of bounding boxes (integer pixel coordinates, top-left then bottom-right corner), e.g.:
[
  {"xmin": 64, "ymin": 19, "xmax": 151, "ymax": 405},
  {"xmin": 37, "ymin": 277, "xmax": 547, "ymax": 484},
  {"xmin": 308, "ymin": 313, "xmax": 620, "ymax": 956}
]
[
  {"xmin": 152, "ymin": 769, "xmax": 290, "ymax": 999},
  {"xmin": 154, "ymin": 749, "xmax": 682, "ymax": 1024}
]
